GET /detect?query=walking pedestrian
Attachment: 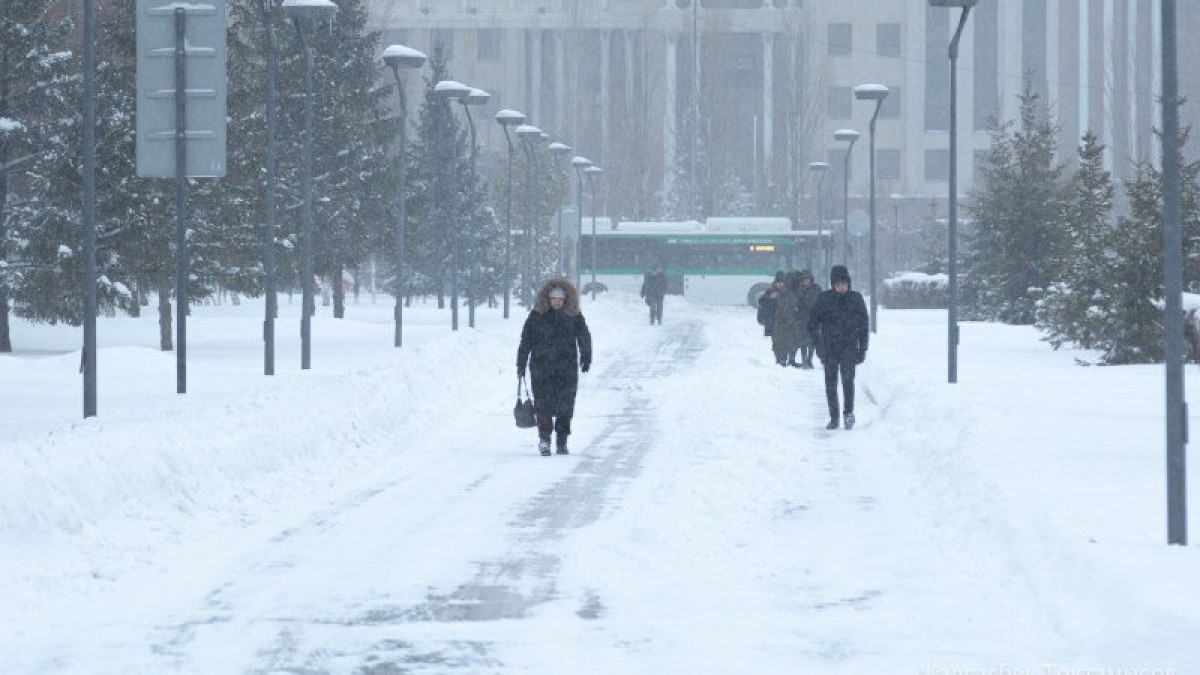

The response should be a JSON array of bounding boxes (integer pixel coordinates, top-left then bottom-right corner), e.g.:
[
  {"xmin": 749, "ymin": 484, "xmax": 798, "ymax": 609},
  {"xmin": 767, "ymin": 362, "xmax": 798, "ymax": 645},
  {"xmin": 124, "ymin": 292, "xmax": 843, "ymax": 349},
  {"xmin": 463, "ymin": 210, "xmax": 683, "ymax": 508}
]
[
  {"xmin": 517, "ymin": 278, "xmax": 593, "ymax": 455},
  {"xmin": 772, "ymin": 273, "xmax": 804, "ymax": 367},
  {"xmin": 795, "ymin": 269, "xmax": 822, "ymax": 369},
  {"xmin": 807, "ymin": 265, "xmax": 868, "ymax": 429},
  {"xmin": 757, "ymin": 271, "xmax": 785, "ymax": 339},
  {"xmin": 640, "ymin": 266, "xmax": 668, "ymax": 325}
]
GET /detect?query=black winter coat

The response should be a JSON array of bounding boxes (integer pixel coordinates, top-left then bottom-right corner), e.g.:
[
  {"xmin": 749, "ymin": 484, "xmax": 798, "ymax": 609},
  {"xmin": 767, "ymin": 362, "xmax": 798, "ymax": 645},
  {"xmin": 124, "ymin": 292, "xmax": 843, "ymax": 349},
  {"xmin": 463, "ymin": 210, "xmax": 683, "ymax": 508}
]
[
  {"xmin": 518, "ymin": 306, "xmax": 592, "ymax": 417},
  {"xmin": 640, "ymin": 272, "xmax": 667, "ymax": 301},
  {"xmin": 757, "ymin": 290, "xmax": 778, "ymax": 336},
  {"xmin": 807, "ymin": 288, "xmax": 869, "ymax": 364}
]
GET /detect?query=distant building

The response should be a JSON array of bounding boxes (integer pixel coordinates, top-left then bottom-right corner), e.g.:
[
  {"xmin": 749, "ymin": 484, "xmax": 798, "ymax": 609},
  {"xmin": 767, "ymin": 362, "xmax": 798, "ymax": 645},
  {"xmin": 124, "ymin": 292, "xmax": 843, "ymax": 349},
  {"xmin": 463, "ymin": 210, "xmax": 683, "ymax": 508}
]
[{"xmin": 367, "ymin": 1, "xmax": 1193, "ymax": 223}]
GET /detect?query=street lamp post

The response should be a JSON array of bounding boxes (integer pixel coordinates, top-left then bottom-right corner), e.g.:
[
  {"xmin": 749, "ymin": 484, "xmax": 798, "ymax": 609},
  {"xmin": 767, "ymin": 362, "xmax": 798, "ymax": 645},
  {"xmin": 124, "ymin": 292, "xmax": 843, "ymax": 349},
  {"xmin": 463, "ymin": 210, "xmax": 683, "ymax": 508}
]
[
  {"xmin": 433, "ymin": 79, "xmax": 471, "ymax": 331},
  {"xmin": 495, "ymin": 109, "xmax": 526, "ymax": 319},
  {"xmin": 548, "ymin": 142, "xmax": 573, "ymax": 276},
  {"xmin": 583, "ymin": 165, "xmax": 604, "ymax": 300},
  {"xmin": 930, "ymin": 0, "xmax": 977, "ymax": 383},
  {"xmin": 282, "ymin": 0, "xmax": 338, "ymax": 370},
  {"xmin": 833, "ymin": 129, "xmax": 860, "ymax": 266},
  {"xmin": 515, "ymin": 124, "xmax": 544, "ymax": 305},
  {"xmin": 809, "ymin": 162, "xmax": 829, "ymax": 273},
  {"xmin": 262, "ymin": 0, "xmax": 282, "ymax": 375},
  {"xmin": 854, "ymin": 83, "xmax": 889, "ymax": 335},
  {"xmin": 382, "ymin": 44, "xmax": 426, "ymax": 348},
  {"xmin": 571, "ymin": 156, "xmax": 592, "ymax": 290},
  {"xmin": 459, "ymin": 86, "xmax": 489, "ymax": 329}
]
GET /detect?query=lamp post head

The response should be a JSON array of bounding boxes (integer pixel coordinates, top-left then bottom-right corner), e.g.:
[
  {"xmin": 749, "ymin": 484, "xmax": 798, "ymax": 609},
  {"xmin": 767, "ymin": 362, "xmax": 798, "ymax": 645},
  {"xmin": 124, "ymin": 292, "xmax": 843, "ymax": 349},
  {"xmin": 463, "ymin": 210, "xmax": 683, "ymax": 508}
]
[
  {"xmin": 548, "ymin": 142, "xmax": 572, "ymax": 157},
  {"xmin": 928, "ymin": 0, "xmax": 978, "ymax": 7},
  {"xmin": 834, "ymin": 128, "xmax": 860, "ymax": 143},
  {"xmin": 382, "ymin": 44, "xmax": 426, "ymax": 70},
  {"xmin": 514, "ymin": 124, "xmax": 544, "ymax": 141},
  {"xmin": 495, "ymin": 109, "xmax": 526, "ymax": 127},
  {"xmin": 571, "ymin": 156, "xmax": 592, "ymax": 174},
  {"xmin": 583, "ymin": 165, "xmax": 604, "ymax": 180},
  {"xmin": 854, "ymin": 83, "xmax": 890, "ymax": 101},
  {"xmin": 809, "ymin": 162, "xmax": 830, "ymax": 173},
  {"xmin": 281, "ymin": 0, "xmax": 338, "ymax": 21},
  {"xmin": 463, "ymin": 88, "xmax": 490, "ymax": 106},
  {"xmin": 433, "ymin": 80, "xmax": 471, "ymax": 101}
]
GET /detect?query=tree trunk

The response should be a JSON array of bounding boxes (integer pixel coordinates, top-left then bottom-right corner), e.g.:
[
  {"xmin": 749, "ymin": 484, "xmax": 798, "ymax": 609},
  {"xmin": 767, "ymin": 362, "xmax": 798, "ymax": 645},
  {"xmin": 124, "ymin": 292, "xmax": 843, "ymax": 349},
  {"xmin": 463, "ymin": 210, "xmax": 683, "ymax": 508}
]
[
  {"xmin": 333, "ymin": 265, "xmax": 345, "ymax": 319},
  {"xmin": 0, "ymin": 289, "xmax": 11, "ymax": 353},
  {"xmin": 0, "ymin": 48, "xmax": 11, "ymax": 353},
  {"xmin": 158, "ymin": 272, "xmax": 173, "ymax": 351}
]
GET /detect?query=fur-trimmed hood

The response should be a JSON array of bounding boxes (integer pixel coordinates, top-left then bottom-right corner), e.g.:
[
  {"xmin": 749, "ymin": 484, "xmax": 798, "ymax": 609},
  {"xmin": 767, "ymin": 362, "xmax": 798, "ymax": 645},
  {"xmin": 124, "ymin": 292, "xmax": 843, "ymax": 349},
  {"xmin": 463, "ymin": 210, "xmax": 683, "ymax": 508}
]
[{"xmin": 533, "ymin": 277, "xmax": 582, "ymax": 316}]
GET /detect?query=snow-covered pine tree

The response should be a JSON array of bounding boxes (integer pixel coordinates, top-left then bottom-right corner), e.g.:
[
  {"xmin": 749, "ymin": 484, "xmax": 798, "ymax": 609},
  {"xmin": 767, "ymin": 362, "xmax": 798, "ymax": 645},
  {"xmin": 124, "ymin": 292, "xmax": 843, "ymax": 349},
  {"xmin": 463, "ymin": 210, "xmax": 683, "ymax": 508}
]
[
  {"xmin": 1084, "ymin": 128, "xmax": 1200, "ymax": 364},
  {"xmin": 962, "ymin": 81, "xmax": 1064, "ymax": 324},
  {"xmin": 1035, "ymin": 131, "xmax": 1115, "ymax": 351},
  {"xmin": 1, "ymin": 1, "xmax": 78, "ymax": 347},
  {"xmin": 662, "ymin": 99, "xmax": 705, "ymax": 221}
]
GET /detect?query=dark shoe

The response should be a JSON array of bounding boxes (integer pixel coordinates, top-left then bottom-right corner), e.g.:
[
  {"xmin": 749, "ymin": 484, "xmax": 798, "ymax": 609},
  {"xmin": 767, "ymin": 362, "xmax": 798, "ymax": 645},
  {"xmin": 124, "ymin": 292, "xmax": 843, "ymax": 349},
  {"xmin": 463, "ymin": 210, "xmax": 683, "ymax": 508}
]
[
  {"xmin": 790, "ymin": 362, "xmax": 803, "ymax": 368},
  {"xmin": 555, "ymin": 441, "xmax": 569, "ymax": 455},
  {"xmin": 843, "ymin": 413, "xmax": 856, "ymax": 430},
  {"xmin": 538, "ymin": 438, "xmax": 552, "ymax": 456},
  {"xmin": 825, "ymin": 418, "xmax": 839, "ymax": 430}
]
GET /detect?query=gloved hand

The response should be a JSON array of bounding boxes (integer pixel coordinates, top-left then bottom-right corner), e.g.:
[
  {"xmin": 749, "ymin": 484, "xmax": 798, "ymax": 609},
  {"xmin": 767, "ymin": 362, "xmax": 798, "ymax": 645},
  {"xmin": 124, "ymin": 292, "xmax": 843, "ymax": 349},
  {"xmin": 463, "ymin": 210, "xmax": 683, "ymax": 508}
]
[
  {"xmin": 580, "ymin": 361, "xmax": 591, "ymax": 373},
  {"xmin": 855, "ymin": 350, "xmax": 867, "ymax": 365}
]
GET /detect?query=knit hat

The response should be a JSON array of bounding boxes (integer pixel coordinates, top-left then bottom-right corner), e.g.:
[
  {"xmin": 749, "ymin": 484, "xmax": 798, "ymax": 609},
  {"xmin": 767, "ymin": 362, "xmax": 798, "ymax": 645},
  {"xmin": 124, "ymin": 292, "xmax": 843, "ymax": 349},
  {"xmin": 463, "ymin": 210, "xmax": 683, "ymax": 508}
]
[
  {"xmin": 830, "ymin": 265, "xmax": 851, "ymax": 286},
  {"xmin": 773, "ymin": 271, "xmax": 786, "ymax": 283},
  {"xmin": 549, "ymin": 287, "xmax": 567, "ymax": 299}
]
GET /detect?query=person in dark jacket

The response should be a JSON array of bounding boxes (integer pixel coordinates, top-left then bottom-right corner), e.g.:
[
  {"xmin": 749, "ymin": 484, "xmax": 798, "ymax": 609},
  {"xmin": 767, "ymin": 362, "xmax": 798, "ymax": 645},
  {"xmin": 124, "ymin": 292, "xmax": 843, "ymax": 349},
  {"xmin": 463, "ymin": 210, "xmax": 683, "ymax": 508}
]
[
  {"xmin": 640, "ymin": 267, "xmax": 668, "ymax": 325},
  {"xmin": 807, "ymin": 265, "xmax": 869, "ymax": 430},
  {"xmin": 794, "ymin": 269, "xmax": 822, "ymax": 369},
  {"xmin": 517, "ymin": 277, "xmax": 593, "ymax": 455},
  {"xmin": 773, "ymin": 272, "xmax": 804, "ymax": 366},
  {"xmin": 756, "ymin": 271, "xmax": 785, "ymax": 339}
]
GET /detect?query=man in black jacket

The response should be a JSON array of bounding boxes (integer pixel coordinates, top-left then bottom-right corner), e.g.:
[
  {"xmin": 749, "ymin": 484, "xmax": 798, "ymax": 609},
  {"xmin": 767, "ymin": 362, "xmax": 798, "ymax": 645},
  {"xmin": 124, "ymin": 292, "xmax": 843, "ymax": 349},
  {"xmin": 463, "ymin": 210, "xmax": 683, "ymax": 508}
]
[
  {"xmin": 807, "ymin": 265, "xmax": 869, "ymax": 430},
  {"xmin": 640, "ymin": 267, "xmax": 668, "ymax": 325}
]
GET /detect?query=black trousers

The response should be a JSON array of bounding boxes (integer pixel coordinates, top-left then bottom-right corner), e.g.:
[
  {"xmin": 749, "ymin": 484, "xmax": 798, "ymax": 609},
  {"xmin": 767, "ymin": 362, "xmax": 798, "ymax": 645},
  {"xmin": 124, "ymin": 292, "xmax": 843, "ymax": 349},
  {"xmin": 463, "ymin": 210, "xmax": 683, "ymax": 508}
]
[
  {"xmin": 822, "ymin": 359, "xmax": 857, "ymax": 418},
  {"xmin": 647, "ymin": 297, "xmax": 664, "ymax": 324},
  {"xmin": 537, "ymin": 413, "xmax": 572, "ymax": 441}
]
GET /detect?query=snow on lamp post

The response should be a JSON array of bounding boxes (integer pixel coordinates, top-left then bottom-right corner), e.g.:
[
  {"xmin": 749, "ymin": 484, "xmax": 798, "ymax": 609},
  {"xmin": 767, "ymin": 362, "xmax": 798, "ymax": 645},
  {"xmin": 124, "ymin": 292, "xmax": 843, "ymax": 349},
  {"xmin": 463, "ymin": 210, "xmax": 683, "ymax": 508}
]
[
  {"xmin": 583, "ymin": 165, "xmax": 605, "ymax": 301},
  {"xmin": 547, "ymin": 141, "xmax": 573, "ymax": 276},
  {"xmin": 833, "ymin": 128, "xmax": 860, "ymax": 267},
  {"xmin": 382, "ymin": 43, "xmax": 426, "ymax": 348},
  {"xmin": 571, "ymin": 156, "xmax": 592, "ymax": 291},
  {"xmin": 853, "ymin": 83, "xmax": 889, "ymax": 335},
  {"xmin": 281, "ymin": 0, "xmax": 337, "ymax": 370},
  {"xmin": 515, "ymin": 124, "xmax": 545, "ymax": 306},
  {"xmin": 433, "ymin": 79, "xmax": 471, "ymax": 331},
  {"xmin": 494, "ymin": 109, "xmax": 526, "ymax": 319},
  {"xmin": 809, "ymin": 161, "xmax": 829, "ymax": 273}
]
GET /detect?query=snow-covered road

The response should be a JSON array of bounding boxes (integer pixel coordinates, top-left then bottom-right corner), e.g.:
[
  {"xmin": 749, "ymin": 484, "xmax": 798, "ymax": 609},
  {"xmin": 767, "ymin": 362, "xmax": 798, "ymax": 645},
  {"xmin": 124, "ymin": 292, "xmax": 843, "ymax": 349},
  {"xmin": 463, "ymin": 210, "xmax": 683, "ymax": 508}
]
[{"xmin": 3, "ymin": 294, "xmax": 1198, "ymax": 673}]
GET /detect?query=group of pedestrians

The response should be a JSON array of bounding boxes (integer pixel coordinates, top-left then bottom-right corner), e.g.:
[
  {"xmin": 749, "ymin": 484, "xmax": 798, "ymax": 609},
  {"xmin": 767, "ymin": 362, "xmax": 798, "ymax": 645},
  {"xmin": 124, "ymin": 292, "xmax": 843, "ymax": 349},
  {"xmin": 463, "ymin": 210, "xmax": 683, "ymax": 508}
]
[{"xmin": 759, "ymin": 265, "xmax": 869, "ymax": 430}]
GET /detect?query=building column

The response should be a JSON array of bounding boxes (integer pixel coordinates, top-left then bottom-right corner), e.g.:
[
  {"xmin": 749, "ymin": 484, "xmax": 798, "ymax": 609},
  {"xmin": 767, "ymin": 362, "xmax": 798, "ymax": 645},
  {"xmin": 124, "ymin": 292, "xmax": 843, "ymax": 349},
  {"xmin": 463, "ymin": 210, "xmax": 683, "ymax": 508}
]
[
  {"xmin": 600, "ymin": 30, "xmax": 611, "ymax": 164},
  {"xmin": 531, "ymin": 29, "xmax": 543, "ymax": 125},
  {"xmin": 762, "ymin": 32, "xmax": 774, "ymax": 209},
  {"xmin": 664, "ymin": 33, "xmax": 678, "ymax": 199}
]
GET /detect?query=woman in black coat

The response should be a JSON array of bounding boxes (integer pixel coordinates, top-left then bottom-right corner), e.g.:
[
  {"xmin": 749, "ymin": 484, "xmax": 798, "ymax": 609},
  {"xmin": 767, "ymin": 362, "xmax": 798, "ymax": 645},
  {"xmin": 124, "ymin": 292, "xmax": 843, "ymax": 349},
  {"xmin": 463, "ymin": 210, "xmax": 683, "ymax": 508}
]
[
  {"xmin": 517, "ymin": 278, "xmax": 592, "ymax": 456},
  {"xmin": 807, "ymin": 265, "xmax": 869, "ymax": 430}
]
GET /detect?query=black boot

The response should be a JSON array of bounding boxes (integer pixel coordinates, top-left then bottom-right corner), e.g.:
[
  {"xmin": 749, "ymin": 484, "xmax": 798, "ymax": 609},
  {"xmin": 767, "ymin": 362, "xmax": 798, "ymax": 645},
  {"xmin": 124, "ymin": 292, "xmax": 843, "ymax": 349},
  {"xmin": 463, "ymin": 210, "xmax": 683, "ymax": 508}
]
[
  {"xmin": 843, "ymin": 413, "xmax": 856, "ymax": 430},
  {"xmin": 825, "ymin": 418, "xmax": 839, "ymax": 430},
  {"xmin": 556, "ymin": 437, "xmax": 569, "ymax": 455},
  {"xmin": 538, "ymin": 438, "xmax": 552, "ymax": 456}
]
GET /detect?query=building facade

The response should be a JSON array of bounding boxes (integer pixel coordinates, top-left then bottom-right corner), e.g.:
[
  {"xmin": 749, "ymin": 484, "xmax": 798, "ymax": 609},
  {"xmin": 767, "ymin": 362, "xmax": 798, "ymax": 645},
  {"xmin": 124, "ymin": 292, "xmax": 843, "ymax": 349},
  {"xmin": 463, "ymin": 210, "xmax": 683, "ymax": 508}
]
[{"xmin": 367, "ymin": 0, "xmax": 1186, "ymax": 230}]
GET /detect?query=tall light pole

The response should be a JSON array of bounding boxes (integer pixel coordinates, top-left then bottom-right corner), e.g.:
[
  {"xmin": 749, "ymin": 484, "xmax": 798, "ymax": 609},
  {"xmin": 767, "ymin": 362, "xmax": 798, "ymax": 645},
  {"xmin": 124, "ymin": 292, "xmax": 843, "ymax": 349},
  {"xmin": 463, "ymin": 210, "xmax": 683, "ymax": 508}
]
[
  {"xmin": 833, "ymin": 128, "xmax": 859, "ymax": 266},
  {"xmin": 808, "ymin": 162, "xmax": 829, "ymax": 273},
  {"xmin": 854, "ymin": 83, "xmax": 889, "ymax": 335},
  {"xmin": 584, "ymin": 165, "xmax": 604, "ymax": 300},
  {"xmin": 82, "ymin": 0, "xmax": 97, "ymax": 414},
  {"xmin": 1159, "ymin": 0, "xmax": 1188, "ymax": 545},
  {"xmin": 262, "ymin": 0, "xmax": 282, "ymax": 375},
  {"xmin": 382, "ymin": 44, "xmax": 426, "ymax": 347},
  {"xmin": 515, "ymin": 124, "xmax": 544, "ymax": 306},
  {"xmin": 548, "ymin": 142, "xmax": 573, "ymax": 276},
  {"xmin": 433, "ymin": 79, "xmax": 471, "ymax": 330},
  {"xmin": 282, "ymin": 0, "xmax": 338, "ymax": 370},
  {"xmin": 930, "ymin": 0, "xmax": 976, "ymax": 383},
  {"xmin": 571, "ymin": 156, "xmax": 592, "ymax": 290},
  {"xmin": 459, "ymin": 87, "xmax": 489, "ymax": 329},
  {"xmin": 495, "ymin": 109, "xmax": 526, "ymax": 318}
]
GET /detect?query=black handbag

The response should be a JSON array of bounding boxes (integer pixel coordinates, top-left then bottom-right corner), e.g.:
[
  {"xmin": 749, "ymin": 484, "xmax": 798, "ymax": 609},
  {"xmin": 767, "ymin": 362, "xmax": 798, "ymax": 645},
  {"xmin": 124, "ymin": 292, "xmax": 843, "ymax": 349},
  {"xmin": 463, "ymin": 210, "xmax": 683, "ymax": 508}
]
[{"xmin": 513, "ymin": 376, "xmax": 536, "ymax": 428}]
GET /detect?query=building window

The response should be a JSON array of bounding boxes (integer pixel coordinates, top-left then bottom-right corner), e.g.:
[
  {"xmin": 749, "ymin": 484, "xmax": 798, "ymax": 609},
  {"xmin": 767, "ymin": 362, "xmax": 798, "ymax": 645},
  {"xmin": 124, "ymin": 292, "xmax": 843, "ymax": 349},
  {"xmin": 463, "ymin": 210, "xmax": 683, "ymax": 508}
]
[
  {"xmin": 431, "ymin": 28, "xmax": 454, "ymax": 61},
  {"xmin": 477, "ymin": 29, "xmax": 500, "ymax": 62},
  {"xmin": 880, "ymin": 86, "xmax": 902, "ymax": 119},
  {"xmin": 827, "ymin": 86, "xmax": 852, "ymax": 119},
  {"xmin": 925, "ymin": 149, "xmax": 949, "ymax": 182},
  {"xmin": 828, "ymin": 23, "xmax": 852, "ymax": 56},
  {"xmin": 877, "ymin": 149, "xmax": 901, "ymax": 180},
  {"xmin": 877, "ymin": 23, "xmax": 901, "ymax": 57}
]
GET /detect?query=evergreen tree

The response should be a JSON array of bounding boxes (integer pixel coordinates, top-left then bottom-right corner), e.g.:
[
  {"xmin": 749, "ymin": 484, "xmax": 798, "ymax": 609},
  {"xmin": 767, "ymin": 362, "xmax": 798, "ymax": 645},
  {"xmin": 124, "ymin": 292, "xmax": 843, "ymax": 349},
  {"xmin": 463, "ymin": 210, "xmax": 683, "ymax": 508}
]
[
  {"xmin": 1, "ymin": 1, "xmax": 78, "ymax": 346},
  {"xmin": 662, "ymin": 101, "xmax": 705, "ymax": 221},
  {"xmin": 1035, "ymin": 131, "xmax": 1115, "ymax": 351},
  {"xmin": 962, "ymin": 82, "xmax": 1064, "ymax": 324}
]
